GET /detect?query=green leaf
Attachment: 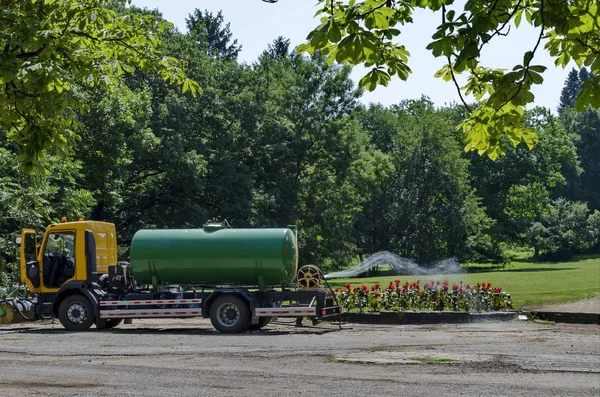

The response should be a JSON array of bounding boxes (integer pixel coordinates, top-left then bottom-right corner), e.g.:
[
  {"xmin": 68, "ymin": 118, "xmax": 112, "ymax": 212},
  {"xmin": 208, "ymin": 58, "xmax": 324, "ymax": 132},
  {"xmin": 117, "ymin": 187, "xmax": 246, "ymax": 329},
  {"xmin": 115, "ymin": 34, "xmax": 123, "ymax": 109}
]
[{"xmin": 328, "ymin": 22, "xmax": 342, "ymax": 43}]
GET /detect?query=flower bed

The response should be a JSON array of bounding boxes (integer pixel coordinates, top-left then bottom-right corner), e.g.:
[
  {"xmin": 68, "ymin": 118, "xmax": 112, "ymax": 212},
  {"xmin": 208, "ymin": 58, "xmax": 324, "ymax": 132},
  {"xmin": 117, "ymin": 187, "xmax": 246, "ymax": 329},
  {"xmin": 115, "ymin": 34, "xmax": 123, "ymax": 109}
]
[{"xmin": 334, "ymin": 280, "xmax": 512, "ymax": 312}]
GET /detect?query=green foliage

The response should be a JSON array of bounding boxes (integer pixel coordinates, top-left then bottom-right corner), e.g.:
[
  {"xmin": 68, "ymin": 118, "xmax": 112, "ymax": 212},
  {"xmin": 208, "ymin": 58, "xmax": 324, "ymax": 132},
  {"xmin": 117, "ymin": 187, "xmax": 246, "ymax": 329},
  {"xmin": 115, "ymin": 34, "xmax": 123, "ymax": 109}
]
[
  {"xmin": 300, "ymin": 0, "xmax": 600, "ymax": 159},
  {"xmin": 0, "ymin": 0, "xmax": 199, "ymax": 170},
  {"xmin": 0, "ymin": 134, "xmax": 94, "ymax": 275},
  {"xmin": 1, "ymin": 8, "xmax": 598, "ymax": 287}
]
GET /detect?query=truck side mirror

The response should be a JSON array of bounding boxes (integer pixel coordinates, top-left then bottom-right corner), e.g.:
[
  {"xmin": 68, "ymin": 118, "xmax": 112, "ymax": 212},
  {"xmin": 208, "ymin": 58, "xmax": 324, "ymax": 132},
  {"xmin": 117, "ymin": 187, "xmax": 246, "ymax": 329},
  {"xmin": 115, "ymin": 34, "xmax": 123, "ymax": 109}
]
[{"xmin": 15, "ymin": 236, "xmax": 21, "ymax": 246}]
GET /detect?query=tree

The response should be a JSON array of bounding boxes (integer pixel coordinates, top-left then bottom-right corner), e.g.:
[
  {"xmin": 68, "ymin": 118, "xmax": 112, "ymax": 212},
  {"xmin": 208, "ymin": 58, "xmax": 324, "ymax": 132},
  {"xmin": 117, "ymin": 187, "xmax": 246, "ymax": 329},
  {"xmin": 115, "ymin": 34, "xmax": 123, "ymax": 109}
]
[
  {"xmin": 262, "ymin": 36, "xmax": 292, "ymax": 59},
  {"xmin": 560, "ymin": 107, "xmax": 600, "ymax": 211},
  {"xmin": 250, "ymin": 45, "xmax": 389, "ymax": 267},
  {"xmin": 186, "ymin": 9, "xmax": 241, "ymax": 61},
  {"xmin": 0, "ymin": 0, "xmax": 199, "ymax": 170},
  {"xmin": 558, "ymin": 69, "xmax": 581, "ymax": 112},
  {"xmin": 297, "ymin": 0, "xmax": 600, "ymax": 160},
  {"xmin": 355, "ymin": 99, "xmax": 500, "ymax": 264}
]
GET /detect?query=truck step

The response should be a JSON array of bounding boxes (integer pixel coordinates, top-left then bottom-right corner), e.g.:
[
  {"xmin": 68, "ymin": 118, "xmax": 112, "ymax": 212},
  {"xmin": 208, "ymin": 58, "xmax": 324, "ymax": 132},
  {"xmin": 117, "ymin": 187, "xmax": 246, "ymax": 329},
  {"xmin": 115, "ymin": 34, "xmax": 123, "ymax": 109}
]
[
  {"xmin": 99, "ymin": 308, "xmax": 201, "ymax": 319},
  {"xmin": 99, "ymin": 299, "xmax": 202, "ymax": 307}
]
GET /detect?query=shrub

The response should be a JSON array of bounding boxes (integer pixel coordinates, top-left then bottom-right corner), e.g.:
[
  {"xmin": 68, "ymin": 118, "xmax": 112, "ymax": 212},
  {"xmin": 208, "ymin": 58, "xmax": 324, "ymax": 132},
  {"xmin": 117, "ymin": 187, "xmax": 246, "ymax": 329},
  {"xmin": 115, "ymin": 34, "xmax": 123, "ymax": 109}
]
[{"xmin": 526, "ymin": 199, "xmax": 599, "ymax": 260}]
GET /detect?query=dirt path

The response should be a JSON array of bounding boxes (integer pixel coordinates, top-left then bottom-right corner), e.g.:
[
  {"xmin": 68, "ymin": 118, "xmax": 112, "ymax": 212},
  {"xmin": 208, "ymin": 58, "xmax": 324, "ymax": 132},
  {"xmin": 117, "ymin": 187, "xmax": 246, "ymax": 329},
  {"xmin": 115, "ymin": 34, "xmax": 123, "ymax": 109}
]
[
  {"xmin": 522, "ymin": 294, "xmax": 600, "ymax": 314},
  {"xmin": 0, "ymin": 319, "xmax": 598, "ymax": 397}
]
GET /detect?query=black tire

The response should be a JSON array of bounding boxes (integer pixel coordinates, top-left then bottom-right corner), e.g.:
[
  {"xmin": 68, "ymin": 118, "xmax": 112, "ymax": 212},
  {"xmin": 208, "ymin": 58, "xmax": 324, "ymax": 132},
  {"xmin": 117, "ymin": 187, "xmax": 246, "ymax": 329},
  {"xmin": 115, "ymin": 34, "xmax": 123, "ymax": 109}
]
[
  {"xmin": 248, "ymin": 316, "xmax": 272, "ymax": 330},
  {"xmin": 209, "ymin": 295, "xmax": 251, "ymax": 333},
  {"xmin": 96, "ymin": 318, "xmax": 123, "ymax": 330},
  {"xmin": 58, "ymin": 295, "xmax": 95, "ymax": 331}
]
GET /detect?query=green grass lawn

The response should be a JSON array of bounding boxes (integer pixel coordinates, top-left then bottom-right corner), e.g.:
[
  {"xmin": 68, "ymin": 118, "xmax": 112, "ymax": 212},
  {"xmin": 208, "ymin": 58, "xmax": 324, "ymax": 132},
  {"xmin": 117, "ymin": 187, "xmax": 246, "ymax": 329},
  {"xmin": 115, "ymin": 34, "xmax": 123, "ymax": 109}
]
[{"xmin": 325, "ymin": 254, "xmax": 600, "ymax": 308}]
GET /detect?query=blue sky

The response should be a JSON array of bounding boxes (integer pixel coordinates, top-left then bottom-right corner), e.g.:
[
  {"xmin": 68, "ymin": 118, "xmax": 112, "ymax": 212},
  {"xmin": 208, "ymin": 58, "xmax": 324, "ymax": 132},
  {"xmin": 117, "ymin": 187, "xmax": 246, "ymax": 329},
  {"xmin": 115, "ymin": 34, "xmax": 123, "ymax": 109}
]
[{"xmin": 131, "ymin": 0, "xmax": 573, "ymax": 112}]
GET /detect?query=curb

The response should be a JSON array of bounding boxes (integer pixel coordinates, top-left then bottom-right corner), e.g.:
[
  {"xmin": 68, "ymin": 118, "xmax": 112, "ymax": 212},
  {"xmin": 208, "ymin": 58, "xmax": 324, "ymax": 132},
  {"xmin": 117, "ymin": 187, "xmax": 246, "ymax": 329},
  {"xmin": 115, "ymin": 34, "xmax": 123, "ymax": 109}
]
[
  {"xmin": 336, "ymin": 311, "xmax": 516, "ymax": 325},
  {"xmin": 523, "ymin": 311, "xmax": 600, "ymax": 325}
]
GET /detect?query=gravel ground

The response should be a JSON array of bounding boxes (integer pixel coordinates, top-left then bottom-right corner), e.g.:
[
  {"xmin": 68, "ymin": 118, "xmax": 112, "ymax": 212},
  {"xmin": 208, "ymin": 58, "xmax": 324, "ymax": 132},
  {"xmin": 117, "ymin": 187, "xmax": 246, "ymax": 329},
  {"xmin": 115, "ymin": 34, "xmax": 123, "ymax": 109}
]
[{"xmin": 0, "ymin": 318, "xmax": 598, "ymax": 397}]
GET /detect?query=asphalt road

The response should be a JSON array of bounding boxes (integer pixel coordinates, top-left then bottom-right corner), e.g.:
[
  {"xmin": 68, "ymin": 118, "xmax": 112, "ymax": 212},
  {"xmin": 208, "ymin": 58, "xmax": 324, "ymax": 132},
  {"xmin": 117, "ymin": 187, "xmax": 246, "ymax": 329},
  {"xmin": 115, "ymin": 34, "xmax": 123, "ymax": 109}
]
[{"xmin": 0, "ymin": 318, "xmax": 598, "ymax": 397}]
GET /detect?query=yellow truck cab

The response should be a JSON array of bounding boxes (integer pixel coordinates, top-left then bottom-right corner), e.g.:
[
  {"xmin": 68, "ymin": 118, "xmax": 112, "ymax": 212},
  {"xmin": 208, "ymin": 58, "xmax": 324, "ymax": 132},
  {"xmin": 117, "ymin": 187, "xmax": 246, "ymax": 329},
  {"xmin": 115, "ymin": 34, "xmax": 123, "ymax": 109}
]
[{"xmin": 19, "ymin": 220, "xmax": 117, "ymax": 323}]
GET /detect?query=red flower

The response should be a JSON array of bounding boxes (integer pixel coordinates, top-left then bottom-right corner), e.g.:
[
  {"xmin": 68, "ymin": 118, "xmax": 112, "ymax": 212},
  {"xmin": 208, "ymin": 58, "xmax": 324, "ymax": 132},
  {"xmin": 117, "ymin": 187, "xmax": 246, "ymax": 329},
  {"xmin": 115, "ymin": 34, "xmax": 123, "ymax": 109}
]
[
  {"xmin": 345, "ymin": 283, "xmax": 351, "ymax": 291},
  {"xmin": 394, "ymin": 279, "xmax": 401, "ymax": 286}
]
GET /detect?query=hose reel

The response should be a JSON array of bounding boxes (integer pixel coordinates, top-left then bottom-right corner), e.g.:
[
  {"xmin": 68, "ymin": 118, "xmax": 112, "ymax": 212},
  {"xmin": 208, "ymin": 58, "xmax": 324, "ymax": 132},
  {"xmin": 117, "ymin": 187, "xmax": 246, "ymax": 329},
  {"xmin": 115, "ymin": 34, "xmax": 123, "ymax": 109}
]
[{"xmin": 296, "ymin": 265, "xmax": 324, "ymax": 290}]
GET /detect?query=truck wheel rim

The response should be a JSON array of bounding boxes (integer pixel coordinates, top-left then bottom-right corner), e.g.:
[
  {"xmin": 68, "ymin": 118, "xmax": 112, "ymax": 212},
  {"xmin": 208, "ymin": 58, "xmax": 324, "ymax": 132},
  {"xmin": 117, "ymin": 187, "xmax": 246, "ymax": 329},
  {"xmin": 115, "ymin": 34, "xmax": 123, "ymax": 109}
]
[
  {"xmin": 67, "ymin": 303, "xmax": 87, "ymax": 323},
  {"xmin": 216, "ymin": 302, "xmax": 240, "ymax": 327}
]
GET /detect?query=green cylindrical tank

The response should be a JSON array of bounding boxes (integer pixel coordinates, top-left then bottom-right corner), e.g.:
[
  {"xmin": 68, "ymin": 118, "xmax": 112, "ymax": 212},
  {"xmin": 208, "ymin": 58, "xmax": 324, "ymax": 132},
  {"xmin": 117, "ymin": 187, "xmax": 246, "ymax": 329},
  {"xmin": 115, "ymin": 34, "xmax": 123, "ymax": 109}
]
[{"xmin": 129, "ymin": 225, "xmax": 298, "ymax": 287}]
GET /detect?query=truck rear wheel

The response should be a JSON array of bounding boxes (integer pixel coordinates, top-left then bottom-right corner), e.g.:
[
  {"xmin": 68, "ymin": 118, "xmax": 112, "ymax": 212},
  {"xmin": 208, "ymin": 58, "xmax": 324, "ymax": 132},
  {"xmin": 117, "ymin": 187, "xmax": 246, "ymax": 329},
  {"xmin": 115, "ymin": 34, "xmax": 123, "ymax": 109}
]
[
  {"xmin": 209, "ymin": 295, "xmax": 250, "ymax": 333},
  {"xmin": 248, "ymin": 317, "xmax": 272, "ymax": 330},
  {"xmin": 58, "ymin": 295, "xmax": 95, "ymax": 331},
  {"xmin": 96, "ymin": 318, "xmax": 123, "ymax": 330}
]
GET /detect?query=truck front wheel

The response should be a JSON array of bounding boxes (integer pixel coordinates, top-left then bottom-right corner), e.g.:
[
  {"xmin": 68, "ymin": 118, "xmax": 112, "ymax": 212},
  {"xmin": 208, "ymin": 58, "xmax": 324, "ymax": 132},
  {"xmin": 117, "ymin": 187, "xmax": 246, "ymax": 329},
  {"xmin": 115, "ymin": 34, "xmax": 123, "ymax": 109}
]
[
  {"xmin": 209, "ymin": 295, "xmax": 250, "ymax": 333},
  {"xmin": 58, "ymin": 295, "xmax": 95, "ymax": 331}
]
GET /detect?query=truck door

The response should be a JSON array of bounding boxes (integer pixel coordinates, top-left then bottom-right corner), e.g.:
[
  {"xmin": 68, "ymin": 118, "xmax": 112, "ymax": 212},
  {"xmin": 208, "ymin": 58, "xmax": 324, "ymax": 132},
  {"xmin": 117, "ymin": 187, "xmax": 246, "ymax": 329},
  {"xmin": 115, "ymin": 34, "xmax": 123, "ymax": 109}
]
[
  {"xmin": 20, "ymin": 229, "xmax": 40, "ymax": 292},
  {"xmin": 41, "ymin": 231, "xmax": 77, "ymax": 289}
]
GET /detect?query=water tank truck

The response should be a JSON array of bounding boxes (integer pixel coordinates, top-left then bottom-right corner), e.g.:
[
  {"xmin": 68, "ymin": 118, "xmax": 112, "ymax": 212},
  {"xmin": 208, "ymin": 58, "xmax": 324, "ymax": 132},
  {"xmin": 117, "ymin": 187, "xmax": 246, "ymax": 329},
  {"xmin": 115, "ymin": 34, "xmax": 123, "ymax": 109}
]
[{"xmin": 9, "ymin": 219, "xmax": 340, "ymax": 333}]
